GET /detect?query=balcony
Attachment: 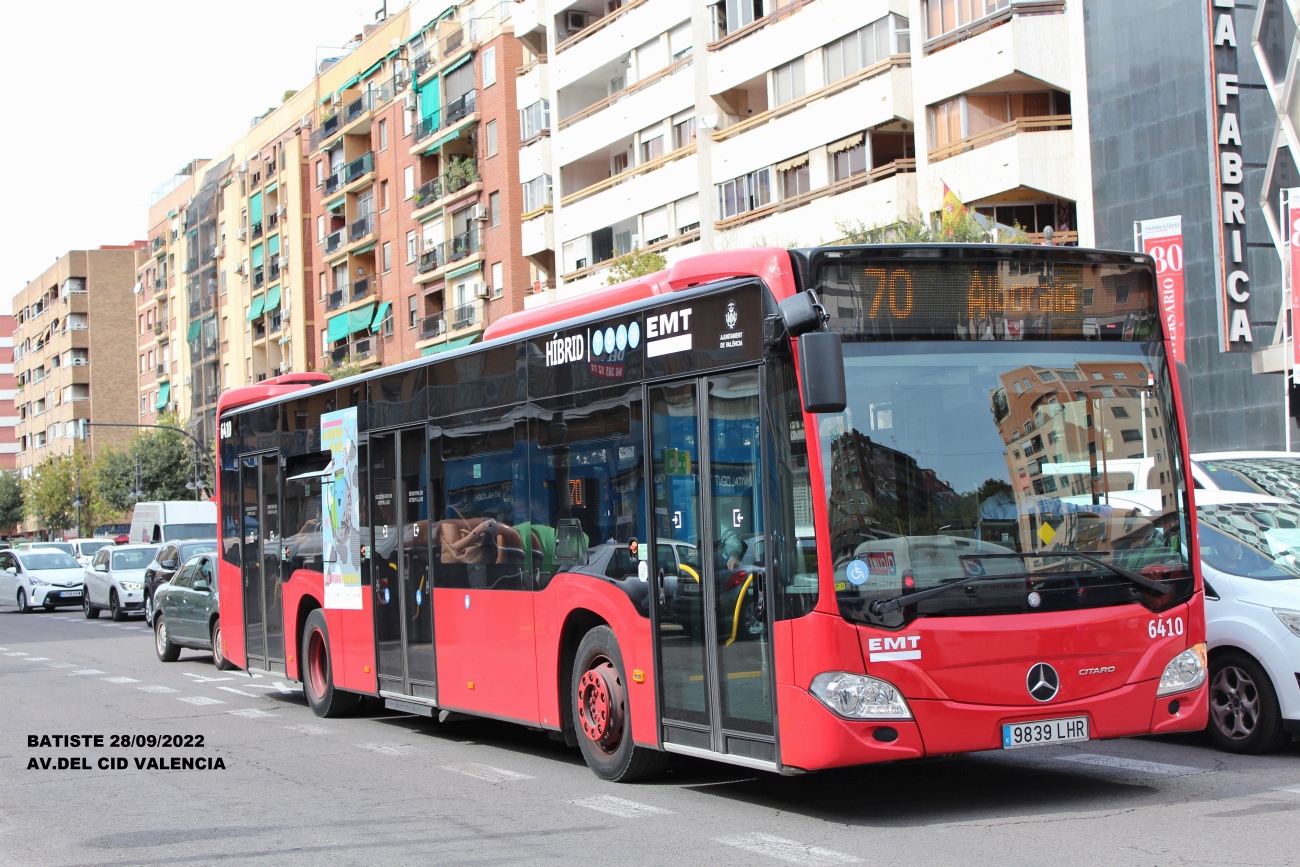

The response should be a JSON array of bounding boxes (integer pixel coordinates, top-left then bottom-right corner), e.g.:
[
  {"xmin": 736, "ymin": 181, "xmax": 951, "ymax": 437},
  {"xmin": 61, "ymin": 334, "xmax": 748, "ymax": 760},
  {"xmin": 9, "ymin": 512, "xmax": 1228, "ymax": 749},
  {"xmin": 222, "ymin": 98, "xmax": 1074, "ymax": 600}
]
[
  {"xmin": 152, "ymin": 322, "xmax": 164, "ymax": 336},
  {"xmin": 416, "ymin": 248, "xmax": 443, "ymax": 274},
  {"xmin": 344, "ymin": 91, "xmax": 374, "ymax": 125},
  {"xmin": 327, "ymin": 288, "xmax": 347, "ymax": 310},
  {"xmin": 324, "ymin": 167, "xmax": 345, "ymax": 196},
  {"xmin": 311, "ymin": 109, "xmax": 343, "ymax": 151},
  {"xmin": 412, "ymin": 178, "xmax": 444, "ymax": 215},
  {"xmin": 150, "ymin": 237, "xmax": 165, "ymax": 253},
  {"xmin": 929, "ymin": 113, "xmax": 1072, "ymax": 160},
  {"xmin": 327, "ymin": 335, "xmax": 381, "ymax": 368},
  {"xmin": 252, "ymin": 268, "xmax": 266, "ymax": 291},
  {"xmin": 413, "ymin": 91, "xmax": 478, "ymax": 151},
  {"xmin": 253, "ymin": 320, "xmax": 267, "ymax": 341},
  {"xmin": 251, "ymin": 221, "xmax": 264, "ymax": 240},
  {"xmin": 155, "ymin": 363, "xmax": 166, "ymax": 379},
  {"xmin": 268, "ymin": 260, "xmax": 281, "ymax": 282},
  {"xmin": 269, "ymin": 310, "xmax": 282, "ymax": 334},
  {"xmin": 419, "ymin": 312, "xmax": 447, "ymax": 339},
  {"xmin": 267, "ymin": 211, "xmax": 279, "ymax": 231},
  {"xmin": 348, "ymin": 213, "xmax": 375, "ymax": 243},
  {"xmin": 325, "ymin": 230, "xmax": 344, "ymax": 255},
  {"xmin": 153, "ymin": 278, "xmax": 166, "ymax": 295},
  {"xmin": 450, "ymin": 302, "xmax": 479, "ymax": 331},
  {"xmin": 343, "ymin": 151, "xmax": 374, "ymax": 188}
]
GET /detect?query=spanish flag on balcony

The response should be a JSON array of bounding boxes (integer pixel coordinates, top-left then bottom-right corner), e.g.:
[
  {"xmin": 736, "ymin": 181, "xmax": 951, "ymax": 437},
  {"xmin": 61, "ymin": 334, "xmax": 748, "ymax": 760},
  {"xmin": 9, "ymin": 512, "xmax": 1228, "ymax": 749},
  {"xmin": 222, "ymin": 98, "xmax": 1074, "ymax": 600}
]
[{"xmin": 942, "ymin": 182, "xmax": 966, "ymax": 215}]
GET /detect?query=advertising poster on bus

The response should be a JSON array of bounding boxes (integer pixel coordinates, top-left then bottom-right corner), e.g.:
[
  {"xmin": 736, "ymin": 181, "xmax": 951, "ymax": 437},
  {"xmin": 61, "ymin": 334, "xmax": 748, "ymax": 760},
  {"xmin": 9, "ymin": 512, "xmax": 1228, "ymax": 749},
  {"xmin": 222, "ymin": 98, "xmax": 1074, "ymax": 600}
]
[{"xmin": 321, "ymin": 407, "xmax": 362, "ymax": 609}]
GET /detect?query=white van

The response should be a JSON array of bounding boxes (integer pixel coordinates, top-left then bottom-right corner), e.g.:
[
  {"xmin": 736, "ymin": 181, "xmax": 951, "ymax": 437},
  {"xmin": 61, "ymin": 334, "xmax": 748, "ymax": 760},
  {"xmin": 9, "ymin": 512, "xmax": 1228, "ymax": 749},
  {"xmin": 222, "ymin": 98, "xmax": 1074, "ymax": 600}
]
[{"xmin": 129, "ymin": 501, "xmax": 217, "ymax": 545}]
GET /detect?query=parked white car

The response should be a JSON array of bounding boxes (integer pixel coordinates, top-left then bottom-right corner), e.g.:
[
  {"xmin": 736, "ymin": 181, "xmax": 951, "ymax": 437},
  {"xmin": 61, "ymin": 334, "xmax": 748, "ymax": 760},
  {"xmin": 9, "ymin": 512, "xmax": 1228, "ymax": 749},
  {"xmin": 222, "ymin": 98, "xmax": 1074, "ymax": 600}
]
[
  {"xmin": 1196, "ymin": 489, "xmax": 1300, "ymax": 752},
  {"xmin": 84, "ymin": 544, "xmax": 159, "ymax": 622},
  {"xmin": 67, "ymin": 538, "xmax": 115, "ymax": 568},
  {"xmin": 0, "ymin": 548, "xmax": 85, "ymax": 612},
  {"xmin": 1192, "ymin": 451, "xmax": 1300, "ymax": 501}
]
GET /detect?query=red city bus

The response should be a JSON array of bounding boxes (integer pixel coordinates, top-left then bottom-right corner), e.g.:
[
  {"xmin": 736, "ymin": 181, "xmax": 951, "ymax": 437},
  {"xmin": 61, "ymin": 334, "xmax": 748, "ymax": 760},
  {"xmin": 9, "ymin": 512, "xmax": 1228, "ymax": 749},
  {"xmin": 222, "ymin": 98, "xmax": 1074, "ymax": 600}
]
[{"xmin": 212, "ymin": 244, "xmax": 1208, "ymax": 781}]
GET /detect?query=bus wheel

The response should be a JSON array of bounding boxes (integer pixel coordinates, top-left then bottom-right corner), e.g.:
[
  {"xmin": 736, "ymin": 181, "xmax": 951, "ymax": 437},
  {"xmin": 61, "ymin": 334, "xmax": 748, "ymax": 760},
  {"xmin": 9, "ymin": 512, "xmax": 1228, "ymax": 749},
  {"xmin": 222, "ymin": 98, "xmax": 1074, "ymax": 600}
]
[
  {"xmin": 301, "ymin": 609, "xmax": 359, "ymax": 718},
  {"xmin": 572, "ymin": 626, "xmax": 666, "ymax": 782}
]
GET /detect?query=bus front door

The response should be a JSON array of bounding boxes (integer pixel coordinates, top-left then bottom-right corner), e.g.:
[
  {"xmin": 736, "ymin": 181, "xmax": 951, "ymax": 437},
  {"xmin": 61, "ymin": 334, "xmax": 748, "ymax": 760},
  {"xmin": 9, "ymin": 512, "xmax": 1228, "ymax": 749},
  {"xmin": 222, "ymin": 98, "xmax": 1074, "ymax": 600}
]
[
  {"xmin": 648, "ymin": 368, "xmax": 775, "ymax": 764},
  {"xmin": 368, "ymin": 428, "xmax": 436, "ymax": 701},
  {"xmin": 241, "ymin": 452, "xmax": 285, "ymax": 674}
]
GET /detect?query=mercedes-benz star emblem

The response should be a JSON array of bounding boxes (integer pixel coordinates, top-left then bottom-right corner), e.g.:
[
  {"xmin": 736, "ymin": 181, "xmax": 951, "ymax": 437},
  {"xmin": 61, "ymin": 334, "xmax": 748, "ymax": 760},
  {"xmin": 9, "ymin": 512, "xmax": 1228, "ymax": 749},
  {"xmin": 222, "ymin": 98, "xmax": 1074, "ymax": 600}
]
[{"xmin": 1027, "ymin": 663, "xmax": 1060, "ymax": 702}]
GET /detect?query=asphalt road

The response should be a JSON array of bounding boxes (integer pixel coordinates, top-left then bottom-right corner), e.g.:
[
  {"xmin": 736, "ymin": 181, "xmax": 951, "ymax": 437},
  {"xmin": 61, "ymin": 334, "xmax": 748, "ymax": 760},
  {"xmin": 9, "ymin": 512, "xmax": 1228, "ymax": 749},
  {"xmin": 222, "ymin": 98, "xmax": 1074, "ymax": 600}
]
[{"xmin": 1, "ymin": 606, "xmax": 1298, "ymax": 867}]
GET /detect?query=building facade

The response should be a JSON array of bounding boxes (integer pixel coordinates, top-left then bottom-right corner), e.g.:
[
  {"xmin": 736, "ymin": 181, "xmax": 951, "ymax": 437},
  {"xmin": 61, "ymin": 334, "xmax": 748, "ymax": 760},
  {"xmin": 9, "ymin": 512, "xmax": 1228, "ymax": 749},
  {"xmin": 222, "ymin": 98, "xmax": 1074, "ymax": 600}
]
[
  {"xmin": 14, "ymin": 248, "xmax": 142, "ymax": 475},
  {"xmin": 511, "ymin": 0, "xmax": 1090, "ymax": 304},
  {"xmin": 0, "ymin": 315, "xmax": 18, "ymax": 472}
]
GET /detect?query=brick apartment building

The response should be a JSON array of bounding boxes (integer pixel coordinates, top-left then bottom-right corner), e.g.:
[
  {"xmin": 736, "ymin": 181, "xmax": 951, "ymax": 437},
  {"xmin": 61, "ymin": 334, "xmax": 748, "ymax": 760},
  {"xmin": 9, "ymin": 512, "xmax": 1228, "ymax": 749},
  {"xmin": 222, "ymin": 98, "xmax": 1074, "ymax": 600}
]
[
  {"xmin": 0, "ymin": 314, "xmax": 18, "ymax": 471},
  {"xmin": 14, "ymin": 247, "xmax": 142, "ymax": 477}
]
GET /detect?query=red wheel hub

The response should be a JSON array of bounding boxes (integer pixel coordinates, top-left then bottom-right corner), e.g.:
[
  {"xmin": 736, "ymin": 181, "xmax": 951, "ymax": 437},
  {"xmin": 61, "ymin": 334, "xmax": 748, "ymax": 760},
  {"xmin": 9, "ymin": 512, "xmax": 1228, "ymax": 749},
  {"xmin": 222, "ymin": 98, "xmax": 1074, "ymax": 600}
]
[
  {"xmin": 577, "ymin": 661, "xmax": 625, "ymax": 753},
  {"xmin": 307, "ymin": 629, "xmax": 328, "ymax": 698}
]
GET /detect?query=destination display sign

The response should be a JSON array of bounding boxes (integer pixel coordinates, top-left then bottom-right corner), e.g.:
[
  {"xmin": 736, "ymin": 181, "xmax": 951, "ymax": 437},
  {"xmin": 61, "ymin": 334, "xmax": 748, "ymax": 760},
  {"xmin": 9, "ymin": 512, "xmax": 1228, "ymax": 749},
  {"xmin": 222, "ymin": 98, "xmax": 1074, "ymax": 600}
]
[{"xmin": 813, "ymin": 255, "xmax": 1157, "ymax": 342}]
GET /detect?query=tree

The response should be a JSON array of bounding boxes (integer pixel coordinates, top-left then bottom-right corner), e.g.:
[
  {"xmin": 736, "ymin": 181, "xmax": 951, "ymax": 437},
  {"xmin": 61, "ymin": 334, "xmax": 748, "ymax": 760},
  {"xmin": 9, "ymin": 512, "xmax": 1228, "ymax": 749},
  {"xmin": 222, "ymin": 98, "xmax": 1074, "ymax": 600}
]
[
  {"xmin": 133, "ymin": 415, "xmax": 199, "ymax": 501},
  {"xmin": 24, "ymin": 455, "xmax": 77, "ymax": 536},
  {"xmin": 837, "ymin": 209, "xmax": 1033, "ymax": 245},
  {"xmin": 0, "ymin": 470, "xmax": 23, "ymax": 531},
  {"xmin": 604, "ymin": 248, "xmax": 667, "ymax": 285},
  {"xmin": 325, "ymin": 360, "xmax": 369, "ymax": 381},
  {"xmin": 92, "ymin": 447, "xmax": 138, "ymax": 514}
]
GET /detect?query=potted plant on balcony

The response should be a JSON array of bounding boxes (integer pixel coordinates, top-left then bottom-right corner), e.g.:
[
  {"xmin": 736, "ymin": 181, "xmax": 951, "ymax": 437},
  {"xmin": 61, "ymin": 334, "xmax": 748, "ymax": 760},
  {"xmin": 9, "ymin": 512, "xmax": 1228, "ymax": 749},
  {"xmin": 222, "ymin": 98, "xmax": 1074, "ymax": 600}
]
[{"xmin": 444, "ymin": 159, "xmax": 479, "ymax": 192}]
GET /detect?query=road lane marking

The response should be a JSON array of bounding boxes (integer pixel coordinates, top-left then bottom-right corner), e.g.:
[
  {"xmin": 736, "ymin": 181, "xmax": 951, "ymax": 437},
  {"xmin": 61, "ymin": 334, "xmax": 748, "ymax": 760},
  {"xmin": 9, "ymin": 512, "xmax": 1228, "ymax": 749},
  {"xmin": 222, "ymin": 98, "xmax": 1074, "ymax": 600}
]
[
  {"xmin": 441, "ymin": 763, "xmax": 533, "ymax": 782},
  {"xmin": 102, "ymin": 676, "xmax": 139, "ymax": 684},
  {"xmin": 242, "ymin": 681, "xmax": 299, "ymax": 694},
  {"xmin": 26, "ymin": 657, "xmax": 51, "ymax": 661},
  {"xmin": 183, "ymin": 673, "xmax": 234, "ymax": 683},
  {"xmin": 716, "ymin": 834, "xmax": 862, "ymax": 866},
  {"xmin": 1055, "ymin": 754, "xmax": 1208, "ymax": 775},
  {"xmin": 228, "ymin": 709, "xmax": 276, "ymax": 719},
  {"xmin": 569, "ymin": 795, "xmax": 672, "ymax": 818},
  {"xmin": 285, "ymin": 724, "xmax": 330, "ymax": 736},
  {"xmin": 4, "ymin": 652, "xmax": 30, "ymax": 656},
  {"xmin": 216, "ymin": 686, "xmax": 259, "ymax": 697},
  {"xmin": 0, "ymin": 647, "xmax": 7, "ymax": 650},
  {"xmin": 177, "ymin": 696, "xmax": 225, "ymax": 705},
  {"xmin": 139, "ymin": 685, "xmax": 179, "ymax": 694},
  {"xmin": 46, "ymin": 662, "xmax": 75, "ymax": 668},
  {"xmin": 68, "ymin": 669, "xmax": 105, "ymax": 676},
  {"xmin": 1276, "ymin": 785, "xmax": 1300, "ymax": 794},
  {"xmin": 360, "ymin": 743, "xmax": 422, "ymax": 756}
]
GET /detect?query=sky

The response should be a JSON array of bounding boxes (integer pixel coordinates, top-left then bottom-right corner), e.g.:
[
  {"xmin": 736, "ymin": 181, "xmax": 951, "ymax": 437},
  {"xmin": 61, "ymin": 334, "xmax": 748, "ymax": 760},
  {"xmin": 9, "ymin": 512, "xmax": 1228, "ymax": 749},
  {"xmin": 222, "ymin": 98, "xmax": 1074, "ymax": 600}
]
[{"xmin": 0, "ymin": 0, "xmax": 396, "ymax": 311}]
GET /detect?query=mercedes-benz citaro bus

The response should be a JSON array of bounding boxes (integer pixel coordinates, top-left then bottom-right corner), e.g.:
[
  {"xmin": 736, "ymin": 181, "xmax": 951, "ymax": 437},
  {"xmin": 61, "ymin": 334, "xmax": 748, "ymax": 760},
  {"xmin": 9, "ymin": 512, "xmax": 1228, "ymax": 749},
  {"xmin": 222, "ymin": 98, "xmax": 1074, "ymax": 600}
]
[{"xmin": 211, "ymin": 245, "xmax": 1207, "ymax": 781}]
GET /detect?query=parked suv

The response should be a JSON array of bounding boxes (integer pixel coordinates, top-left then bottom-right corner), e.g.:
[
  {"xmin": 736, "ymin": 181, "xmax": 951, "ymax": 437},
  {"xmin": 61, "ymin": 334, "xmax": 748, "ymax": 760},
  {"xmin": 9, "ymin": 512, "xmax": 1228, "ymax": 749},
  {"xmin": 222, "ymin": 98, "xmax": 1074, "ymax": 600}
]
[{"xmin": 143, "ymin": 540, "xmax": 217, "ymax": 625}]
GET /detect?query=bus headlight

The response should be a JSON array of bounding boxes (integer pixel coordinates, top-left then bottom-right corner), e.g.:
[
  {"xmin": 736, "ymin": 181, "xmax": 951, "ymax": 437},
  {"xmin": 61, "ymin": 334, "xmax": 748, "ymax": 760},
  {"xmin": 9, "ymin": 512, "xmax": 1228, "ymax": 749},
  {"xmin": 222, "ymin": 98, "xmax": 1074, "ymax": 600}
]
[
  {"xmin": 810, "ymin": 672, "xmax": 912, "ymax": 720},
  {"xmin": 1156, "ymin": 643, "xmax": 1207, "ymax": 696}
]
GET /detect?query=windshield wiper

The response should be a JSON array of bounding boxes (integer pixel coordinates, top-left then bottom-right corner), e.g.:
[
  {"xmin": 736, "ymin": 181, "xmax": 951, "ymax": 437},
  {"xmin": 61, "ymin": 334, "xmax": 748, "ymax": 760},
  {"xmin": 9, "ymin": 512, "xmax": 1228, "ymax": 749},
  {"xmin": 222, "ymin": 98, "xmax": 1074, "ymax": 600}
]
[{"xmin": 868, "ymin": 550, "xmax": 1170, "ymax": 616}]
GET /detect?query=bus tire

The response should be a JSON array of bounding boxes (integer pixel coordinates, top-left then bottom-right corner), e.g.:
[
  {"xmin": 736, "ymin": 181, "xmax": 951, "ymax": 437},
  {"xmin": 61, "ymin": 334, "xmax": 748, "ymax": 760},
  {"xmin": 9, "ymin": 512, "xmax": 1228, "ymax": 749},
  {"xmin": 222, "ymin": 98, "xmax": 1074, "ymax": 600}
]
[
  {"xmin": 301, "ymin": 609, "xmax": 359, "ymax": 718},
  {"xmin": 1207, "ymin": 650, "xmax": 1288, "ymax": 754},
  {"xmin": 572, "ymin": 625, "xmax": 667, "ymax": 782}
]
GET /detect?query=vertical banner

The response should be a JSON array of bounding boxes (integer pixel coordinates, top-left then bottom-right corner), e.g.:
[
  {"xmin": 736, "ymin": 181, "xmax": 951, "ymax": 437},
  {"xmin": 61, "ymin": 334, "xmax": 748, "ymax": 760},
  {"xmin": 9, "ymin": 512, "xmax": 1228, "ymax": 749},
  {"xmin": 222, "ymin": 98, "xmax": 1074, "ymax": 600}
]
[
  {"xmin": 321, "ymin": 407, "xmax": 362, "ymax": 609},
  {"xmin": 1138, "ymin": 216, "xmax": 1186, "ymax": 364},
  {"xmin": 1288, "ymin": 188, "xmax": 1300, "ymax": 365}
]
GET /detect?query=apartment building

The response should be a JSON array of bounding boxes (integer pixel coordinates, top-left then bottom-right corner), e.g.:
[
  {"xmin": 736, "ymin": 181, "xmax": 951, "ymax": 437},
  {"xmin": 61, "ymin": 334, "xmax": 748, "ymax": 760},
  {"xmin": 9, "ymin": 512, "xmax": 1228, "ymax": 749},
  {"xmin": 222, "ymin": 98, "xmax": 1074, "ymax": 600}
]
[
  {"xmin": 0, "ymin": 315, "xmax": 18, "ymax": 471},
  {"xmin": 14, "ymin": 248, "xmax": 142, "ymax": 475},
  {"xmin": 511, "ymin": 0, "xmax": 1089, "ymax": 303},
  {"xmin": 308, "ymin": 0, "xmax": 529, "ymax": 368}
]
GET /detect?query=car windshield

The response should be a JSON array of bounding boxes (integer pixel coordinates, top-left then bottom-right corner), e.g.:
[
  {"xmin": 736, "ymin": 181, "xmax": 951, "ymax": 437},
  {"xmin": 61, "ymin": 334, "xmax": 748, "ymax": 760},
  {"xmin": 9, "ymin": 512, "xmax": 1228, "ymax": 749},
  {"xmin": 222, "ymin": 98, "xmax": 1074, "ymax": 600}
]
[
  {"xmin": 1197, "ymin": 502, "xmax": 1300, "ymax": 580},
  {"xmin": 112, "ymin": 549, "xmax": 158, "ymax": 570},
  {"xmin": 1197, "ymin": 458, "xmax": 1300, "ymax": 502},
  {"xmin": 180, "ymin": 541, "xmax": 218, "ymax": 560},
  {"xmin": 22, "ymin": 551, "xmax": 81, "ymax": 570},
  {"xmin": 77, "ymin": 541, "xmax": 112, "ymax": 556},
  {"xmin": 32, "ymin": 542, "xmax": 75, "ymax": 555},
  {"xmin": 816, "ymin": 342, "xmax": 1192, "ymax": 626},
  {"xmin": 165, "ymin": 523, "xmax": 217, "ymax": 541}
]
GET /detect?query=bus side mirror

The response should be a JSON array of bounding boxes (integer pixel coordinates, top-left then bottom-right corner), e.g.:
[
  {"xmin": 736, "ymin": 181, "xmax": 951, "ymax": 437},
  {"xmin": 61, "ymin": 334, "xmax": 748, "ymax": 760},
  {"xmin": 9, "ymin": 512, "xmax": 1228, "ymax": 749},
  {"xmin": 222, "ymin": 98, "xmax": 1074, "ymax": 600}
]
[
  {"xmin": 554, "ymin": 519, "xmax": 588, "ymax": 567},
  {"xmin": 797, "ymin": 331, "xmax": 847, "ymax": 414}
]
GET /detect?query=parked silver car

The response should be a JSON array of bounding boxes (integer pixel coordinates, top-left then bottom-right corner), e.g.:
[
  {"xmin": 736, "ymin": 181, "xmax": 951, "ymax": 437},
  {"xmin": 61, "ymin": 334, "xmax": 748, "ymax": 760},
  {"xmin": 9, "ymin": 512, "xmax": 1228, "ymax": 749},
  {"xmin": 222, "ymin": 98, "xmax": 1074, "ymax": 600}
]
[{"xmin": 84, "ymin": 544, "xmax": 159, "ymax": 621}]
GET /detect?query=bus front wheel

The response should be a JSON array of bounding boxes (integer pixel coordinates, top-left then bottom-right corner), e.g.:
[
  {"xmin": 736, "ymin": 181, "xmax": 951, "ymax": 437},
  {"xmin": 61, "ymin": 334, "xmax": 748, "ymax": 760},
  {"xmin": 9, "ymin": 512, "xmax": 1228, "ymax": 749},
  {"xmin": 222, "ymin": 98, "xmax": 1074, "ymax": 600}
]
[
  {"xmin": 572, "ymin": 625, "xmax": 666, "ymax": 782},
  {"xmin": 301, "ymin": 609, "xmax": 359, "ymax": 718}
]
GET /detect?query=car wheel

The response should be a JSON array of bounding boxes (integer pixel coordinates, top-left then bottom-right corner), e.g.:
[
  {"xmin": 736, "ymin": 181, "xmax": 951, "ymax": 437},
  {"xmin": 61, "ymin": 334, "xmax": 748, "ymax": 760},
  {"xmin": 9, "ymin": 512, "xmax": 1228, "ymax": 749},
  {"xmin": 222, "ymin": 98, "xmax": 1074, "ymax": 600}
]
[
  {"xmin": 571, "ymin": 625, "xmax": 667, "ymax": 782},
  {"xmin": 211, "ymin": 619, "xmax": 234, "ymax": 671},
  {"xmin": 83, "ymin": 592, "xmax": 100, "ymax": 619},
  {"xmin": 144, "ymin": 592, "xmax": 153, "ymax": 626},
  {"xmin": 16, "ymin": 588, "xmax": 30, "ymax": 614},
  {"xmin": 109, "ymin": 589, "xmax": 127, "ymax": 622},
  {"xmin": 44, "ymin": 601, "xmax": 57, "ymax": 611},
  {"xmin": 1207, "ymin": 651, "xmax": 1289, "ymax": 754},
  {"xmin": 301, "ymin": 609, "xmax": 359, "ymax": 717},
  {"xmin": 154, "ymin": 616, "xmax": 180, "ymax": 662}
]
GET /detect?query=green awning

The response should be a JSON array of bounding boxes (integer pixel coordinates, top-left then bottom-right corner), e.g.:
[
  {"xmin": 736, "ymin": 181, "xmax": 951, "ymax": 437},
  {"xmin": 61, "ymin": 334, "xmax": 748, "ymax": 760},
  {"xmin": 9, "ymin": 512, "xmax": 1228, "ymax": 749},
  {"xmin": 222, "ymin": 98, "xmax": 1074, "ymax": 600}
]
[
  {"xmin": 431, "ymin": 128, "xmax": 460, "ymax": 150},
  {"xmin": 360, "ymin": 59, "xmax": 385, "ymax": 80},
  {"xmin": 445, "ymin": 262, "xmax": 479, "ymax": 281},
  {"xmin": 370, "ymin": 301, "xmax": 392, "ymax": 332},
  {"xmin": 326, "ymin": 312, "xmax": 349, "ymax": 343},
  {"xmin": 155, "ymin": 382, "xmax": 170, "ymax": 409},
  {"xmin": 187, "ymin": 320, "xmax": 201, "ymax": 341},
  {"xmin": 340, "ymin": 73, "xmax": 361, "ymax": 91},
  {"xmin": 247, "ymin": 294, "xmax": 265, "ymax": 321},
  {"xmin": 251, "ymin": 244, "xmax": 264, "ymax": 268},
  {"xmin": 418, "ymin": 77, "xmax": 440, "ymax": 121},
  {"xmin": 348, "ymin": 302, "xmax": 377, "ymax": 335},
  {"xmin": 264, "ymin": 181, "xmax": 278, "ymax": 194},
  {"xmin": 401, "ymin": 29, "xmax": 426, "ymax": 47},
  {"xmin": 421, "ymin": 335, "xmax": 477, "ymax": 356},
  {"xmin": 443, "ymin": 53, "xmax": 473, "ymax": 75},
  {"xmin": 268, "ymin": 234, "xmax": 280, "ymax": 255},
  {"xmin": 250, "ymin": 191, "xmax": 263, "ymax": 225},
  {"xmin": 265, "ymin": 284, "xmax": 282, "ymax": 310}
]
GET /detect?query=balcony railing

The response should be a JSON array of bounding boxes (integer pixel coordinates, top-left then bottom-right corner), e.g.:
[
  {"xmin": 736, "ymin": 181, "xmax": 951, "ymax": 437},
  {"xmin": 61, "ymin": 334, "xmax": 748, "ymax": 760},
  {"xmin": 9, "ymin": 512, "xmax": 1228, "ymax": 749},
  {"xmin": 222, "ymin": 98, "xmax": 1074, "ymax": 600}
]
[
  {"xmin": 150, "ymin": 237, "xmax": 165, "ymax": 253},
  {"xmin": 252, "ymin": 268, "xmax": 266, "ymax": 290},
  {"xmin": 437, "ymin": 228, "xmax": 483, "ymax": 268},
  {"xmin": 344, "ymin": 91, "xmax": 374, "ymax": 124},
  {"xmin": 417, "ymin": 248, "xmax": 443, "ymax": 274},
  {"xmin": 351, "ymin": 274, "xmax": 374, "ymax": 300},
  {"xmin": 267, "ymin": 211, "xmax": 279, "ymax": 230},
  {"xmin": 153, "ymin": 278, "xmax": 166, "ymax": 294},
  {"xmin": 327, "ymin": 289, "xmax": 346, "ymax": 310},
  {"xmin": 444, "ymin": 158, "xmax": 479, "ymax": 196},
  {"xmin": 415, "ymin": 90, "xmax": 477, "ymax": 143},
  {"xmin": 269, "ymin": 311, "xmax": 282, "ymax": 333},
  {"xmin": 419, "ymin": 312, "xmax": 447, "ymax": 339},
  {"xmin": 251, "ymin": 221, "xmax": 264, "ymax": 240},
  {"xmin": 250, "ymin": 171, "xmax": 261, "ymax": 190},
  {"xmin": 345, "ymin": 152, "xmax": 374, "ymax": 184},
  {"xmin": 327, "ymin": 334, "xmax": 379, "ymax": 366},
  {"xmin": 152, "ymin": 322, "xmax": 164, "ymax": 336},
  {"xmin": 253, "ymin": 321, "xmax": 267, "ymax": 340},
  {"xmin": 325, "ymin": 230, "xmax": 344, "ymax": 254},
  {"xmin": 413, "ymin": 48, "xmax": 437, "ymax": 79},
  {"xmin": 558, "ymin": 55, "xmax": 690, "ymax": 130},
  {"xmin": 927, "ymin": 115, "xmax": 1072, "ymax": 162},
  {"xmin": 413, "ymin": 178, "xmax": 443, "ymax": 210},
  {"xmin": 451, "ymin": 302, "xmax": 478, "ymax": 330},
  {"xmin": 268, "ymin": 260, "xmax": 281, "ymax": 281},
  {"xmin": 349, "ymin": 212, "xmax": 375, "ymax": 242},
  {"xmin": 324, "ymin": 167, "xmax": 344, "ymax": 195}
]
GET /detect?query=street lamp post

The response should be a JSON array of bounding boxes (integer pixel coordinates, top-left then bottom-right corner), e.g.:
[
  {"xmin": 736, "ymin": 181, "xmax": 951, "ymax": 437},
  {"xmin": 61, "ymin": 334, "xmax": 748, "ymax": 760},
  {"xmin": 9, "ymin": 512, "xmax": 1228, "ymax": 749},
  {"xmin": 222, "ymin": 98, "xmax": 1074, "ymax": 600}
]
[{"xmin": 72, "ymin": 466, "xmax": 83, "ymax": 540}]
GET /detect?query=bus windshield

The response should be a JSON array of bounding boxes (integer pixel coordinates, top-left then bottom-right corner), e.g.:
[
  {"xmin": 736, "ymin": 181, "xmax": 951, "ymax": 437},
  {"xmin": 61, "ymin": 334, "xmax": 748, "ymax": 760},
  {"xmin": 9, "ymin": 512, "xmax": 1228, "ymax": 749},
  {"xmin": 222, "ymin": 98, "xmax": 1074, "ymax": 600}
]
[{"xmin": 816, "ymin": 341, "xmax": 1192, "ymax": 626}]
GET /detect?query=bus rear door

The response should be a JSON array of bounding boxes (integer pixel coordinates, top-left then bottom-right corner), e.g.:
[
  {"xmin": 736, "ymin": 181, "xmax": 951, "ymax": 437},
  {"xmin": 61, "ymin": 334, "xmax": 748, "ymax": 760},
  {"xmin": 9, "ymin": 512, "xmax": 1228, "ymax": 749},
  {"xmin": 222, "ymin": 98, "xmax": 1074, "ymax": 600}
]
[
  {"xmin": 648, "ymin": 367, "xmax": 776, "ymax": 765},
  {"xmin": 241, "ymin": 452, "xmax": 286, "ymax": 674}
]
